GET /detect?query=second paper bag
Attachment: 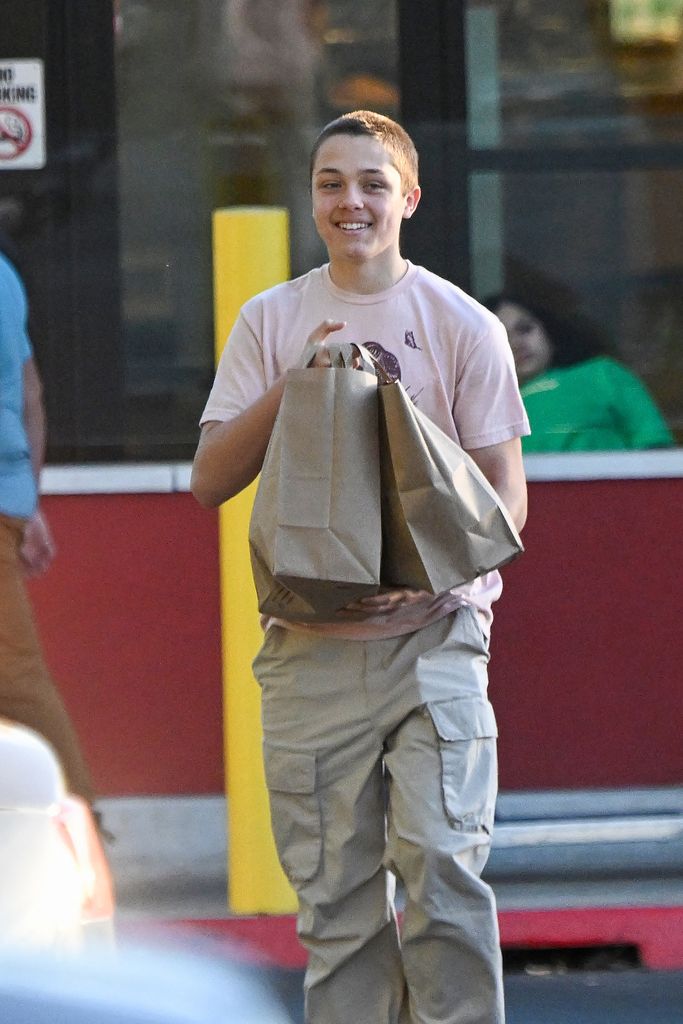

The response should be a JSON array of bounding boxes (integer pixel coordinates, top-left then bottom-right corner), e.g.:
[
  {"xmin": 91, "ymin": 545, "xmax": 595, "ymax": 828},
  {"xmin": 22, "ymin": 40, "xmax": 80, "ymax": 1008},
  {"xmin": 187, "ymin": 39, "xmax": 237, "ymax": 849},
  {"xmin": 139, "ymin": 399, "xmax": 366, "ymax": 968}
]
[
  {"xmin": 249, "ymin": 360, "xmax": 381, "ymax": 620},
  {"xmin": 379, "ymin": 381, "xmax": 524, "ymax": 593}
]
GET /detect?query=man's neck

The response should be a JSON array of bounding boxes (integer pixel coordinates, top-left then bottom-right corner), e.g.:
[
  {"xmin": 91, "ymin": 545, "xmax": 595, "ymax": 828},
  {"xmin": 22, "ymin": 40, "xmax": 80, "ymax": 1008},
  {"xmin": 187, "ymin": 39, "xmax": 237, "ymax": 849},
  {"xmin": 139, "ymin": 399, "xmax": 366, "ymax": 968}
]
[{"xmin": 327, "ymin": 255, "xmax": 408, "ymax": 295}]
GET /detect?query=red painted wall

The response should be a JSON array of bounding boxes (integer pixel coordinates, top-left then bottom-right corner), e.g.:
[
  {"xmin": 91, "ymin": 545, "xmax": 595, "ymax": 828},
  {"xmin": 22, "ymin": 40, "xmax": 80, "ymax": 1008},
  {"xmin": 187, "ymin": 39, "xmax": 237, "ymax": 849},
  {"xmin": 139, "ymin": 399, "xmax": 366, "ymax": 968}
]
[
  {"xmin": 28, "ymin": 480, "xmax": 682, "ymax": 797},
  {"xmin": 28, "ymin": 493, "xmax": 224, "ymax": 796},
  {"xmin": 490, "ymin": 478, "xmax": 682, "ymax": 790}
]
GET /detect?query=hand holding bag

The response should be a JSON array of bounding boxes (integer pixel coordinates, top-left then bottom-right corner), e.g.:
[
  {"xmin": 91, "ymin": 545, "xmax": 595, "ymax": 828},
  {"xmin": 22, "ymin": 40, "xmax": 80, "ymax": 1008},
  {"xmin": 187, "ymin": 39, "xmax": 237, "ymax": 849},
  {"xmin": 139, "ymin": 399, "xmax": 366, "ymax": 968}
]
[{"xmin": 249, "ymin": 342, "xmax": 382, "ymax": 621}]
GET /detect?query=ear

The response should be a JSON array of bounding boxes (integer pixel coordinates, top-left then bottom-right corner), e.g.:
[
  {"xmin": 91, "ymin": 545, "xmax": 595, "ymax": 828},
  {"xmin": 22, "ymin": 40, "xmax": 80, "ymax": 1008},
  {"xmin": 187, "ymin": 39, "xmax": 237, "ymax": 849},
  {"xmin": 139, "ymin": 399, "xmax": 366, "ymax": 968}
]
[{"xmin": 402, "ymin": 186, "xmax": 421, "ymax": 219}]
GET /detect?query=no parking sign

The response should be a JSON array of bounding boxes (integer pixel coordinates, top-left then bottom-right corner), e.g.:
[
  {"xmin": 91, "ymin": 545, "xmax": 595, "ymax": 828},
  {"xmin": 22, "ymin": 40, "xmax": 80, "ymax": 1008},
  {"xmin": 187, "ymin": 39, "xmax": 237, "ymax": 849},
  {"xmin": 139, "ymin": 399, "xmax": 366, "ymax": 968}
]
[{"xmin": 0, "ymin": 59, "xmax": 45, "ymax": 169}]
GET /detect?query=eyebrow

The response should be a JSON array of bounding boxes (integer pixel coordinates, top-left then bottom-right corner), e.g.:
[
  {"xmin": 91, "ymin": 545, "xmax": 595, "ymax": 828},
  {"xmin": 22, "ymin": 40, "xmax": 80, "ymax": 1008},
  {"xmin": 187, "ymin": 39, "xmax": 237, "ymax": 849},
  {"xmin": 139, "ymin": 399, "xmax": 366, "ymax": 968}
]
[{"xmin": 314, "ymin": 166, "xmax": 386, "ymax": 176}]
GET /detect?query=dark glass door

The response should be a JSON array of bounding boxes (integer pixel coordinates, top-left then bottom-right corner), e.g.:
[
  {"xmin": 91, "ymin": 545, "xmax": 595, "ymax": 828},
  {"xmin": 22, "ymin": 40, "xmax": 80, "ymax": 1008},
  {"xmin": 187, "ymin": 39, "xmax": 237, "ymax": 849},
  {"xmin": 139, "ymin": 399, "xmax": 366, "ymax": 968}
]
[{"xmin": 0, "ymin": 0, "xmax": 123, "ymax": 460}]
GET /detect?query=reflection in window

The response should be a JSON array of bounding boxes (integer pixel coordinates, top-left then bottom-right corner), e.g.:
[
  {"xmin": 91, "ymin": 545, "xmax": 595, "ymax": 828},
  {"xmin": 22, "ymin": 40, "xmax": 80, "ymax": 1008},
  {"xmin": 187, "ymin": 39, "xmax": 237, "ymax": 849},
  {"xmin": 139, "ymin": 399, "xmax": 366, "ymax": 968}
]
[
  {"xmin": 466, "ymin": 0, "xmax": 683, "ymax": 147},
  {"xmin": 466, "ymin": 1, "xmax": 683, "ymax": 446},
  {"xmin": 114, "ymin": 1, "xmax": 398, "ymax": 457}
]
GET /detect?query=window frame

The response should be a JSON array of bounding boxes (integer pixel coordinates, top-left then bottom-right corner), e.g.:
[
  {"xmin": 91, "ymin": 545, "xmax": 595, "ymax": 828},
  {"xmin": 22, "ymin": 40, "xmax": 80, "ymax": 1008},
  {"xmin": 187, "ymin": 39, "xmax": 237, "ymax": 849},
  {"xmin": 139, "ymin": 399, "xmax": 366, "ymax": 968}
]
[{"xmin": 397, "ymin": 0, "xmax": 682, "ymax": 477}]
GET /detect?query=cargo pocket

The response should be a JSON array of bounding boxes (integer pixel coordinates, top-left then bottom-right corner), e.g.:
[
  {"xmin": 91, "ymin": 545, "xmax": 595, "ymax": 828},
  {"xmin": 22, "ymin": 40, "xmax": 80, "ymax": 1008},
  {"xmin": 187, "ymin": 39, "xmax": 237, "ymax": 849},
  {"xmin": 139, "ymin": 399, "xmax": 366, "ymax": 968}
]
[
  {"xmin": 263, "ymin": 743, "xmax": 322, "ymax": 886},
  {"xmin": 426, "ymin": 698, "xmax": 498, "ymax": 834}
]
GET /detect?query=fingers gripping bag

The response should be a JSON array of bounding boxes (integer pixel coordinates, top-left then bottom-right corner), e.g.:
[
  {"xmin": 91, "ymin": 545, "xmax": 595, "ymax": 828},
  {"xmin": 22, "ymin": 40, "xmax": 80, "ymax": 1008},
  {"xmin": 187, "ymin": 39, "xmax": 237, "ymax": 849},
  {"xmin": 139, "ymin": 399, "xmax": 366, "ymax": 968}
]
[{"xmin": 249, "ymin": 343, "xmax": 382, "ymax": 621}]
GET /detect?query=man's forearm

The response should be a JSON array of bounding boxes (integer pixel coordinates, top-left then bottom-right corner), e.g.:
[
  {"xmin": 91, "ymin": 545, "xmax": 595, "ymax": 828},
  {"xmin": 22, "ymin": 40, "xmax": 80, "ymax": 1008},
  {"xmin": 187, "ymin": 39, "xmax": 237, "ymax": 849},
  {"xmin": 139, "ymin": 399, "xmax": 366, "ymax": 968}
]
[
  {"xmin": 191, "ymin": 376, "xmax": 287, "ymax": 507},
  {"xmin": 466, "ymin": 437, "xmax": 528, "ymax": 533},
  {"xmin": 23, "ymin": 357, "xmax": 47, "ymax": 486},
  {"xmin": 494, "ymin": 479, "xmax": 527, "ymax": 533}
]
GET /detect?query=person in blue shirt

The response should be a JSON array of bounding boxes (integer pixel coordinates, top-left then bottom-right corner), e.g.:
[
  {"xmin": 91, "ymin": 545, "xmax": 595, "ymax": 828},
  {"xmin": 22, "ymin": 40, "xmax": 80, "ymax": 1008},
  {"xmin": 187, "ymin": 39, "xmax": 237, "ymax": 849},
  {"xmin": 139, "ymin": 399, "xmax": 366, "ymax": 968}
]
[{"xmin": 0, "ymin": 233, "xmax": 94, "ymax": 804}]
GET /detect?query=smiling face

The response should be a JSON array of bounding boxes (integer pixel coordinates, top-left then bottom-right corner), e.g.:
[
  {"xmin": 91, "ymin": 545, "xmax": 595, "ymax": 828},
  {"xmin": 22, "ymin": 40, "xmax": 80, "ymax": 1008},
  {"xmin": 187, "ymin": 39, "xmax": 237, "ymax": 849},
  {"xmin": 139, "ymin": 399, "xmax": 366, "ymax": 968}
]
[
  {"xmin": 495, "ymin": 301, "xmax": 554, "ymax": 383},
  {"xmin": 311, "ymin": 133, "xmax": 420, "ymax": 290}
]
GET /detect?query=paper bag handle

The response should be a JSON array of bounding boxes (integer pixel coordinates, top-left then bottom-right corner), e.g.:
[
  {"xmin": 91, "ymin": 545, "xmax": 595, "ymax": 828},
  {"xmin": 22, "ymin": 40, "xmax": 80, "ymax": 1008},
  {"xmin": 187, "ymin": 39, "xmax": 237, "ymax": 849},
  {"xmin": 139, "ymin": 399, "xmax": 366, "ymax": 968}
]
[{"xmin": 299, "ymin": 341, "xmax": 392, "ymax": 382}]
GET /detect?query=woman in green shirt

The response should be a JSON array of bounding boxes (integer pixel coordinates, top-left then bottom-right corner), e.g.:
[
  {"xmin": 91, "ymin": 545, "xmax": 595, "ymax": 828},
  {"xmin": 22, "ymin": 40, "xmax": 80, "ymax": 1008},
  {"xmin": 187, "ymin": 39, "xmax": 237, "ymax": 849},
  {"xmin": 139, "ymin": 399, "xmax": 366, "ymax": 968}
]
[{"xmin": 482, "ymin": 295, "xmax": 674, "ymax": 453}]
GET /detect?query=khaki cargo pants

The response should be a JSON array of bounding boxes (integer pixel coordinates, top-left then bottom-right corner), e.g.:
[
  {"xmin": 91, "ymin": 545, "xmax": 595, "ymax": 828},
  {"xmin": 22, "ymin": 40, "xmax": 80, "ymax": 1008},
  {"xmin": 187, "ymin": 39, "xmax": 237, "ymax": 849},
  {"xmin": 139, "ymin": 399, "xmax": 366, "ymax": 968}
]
[
  {"xmin": 0, "ymin": 514, "xmax": 94, "ymax": 803},
  {"xmin": 253, "ymin": 605, "xmax": 504, "ymax": 1024}
]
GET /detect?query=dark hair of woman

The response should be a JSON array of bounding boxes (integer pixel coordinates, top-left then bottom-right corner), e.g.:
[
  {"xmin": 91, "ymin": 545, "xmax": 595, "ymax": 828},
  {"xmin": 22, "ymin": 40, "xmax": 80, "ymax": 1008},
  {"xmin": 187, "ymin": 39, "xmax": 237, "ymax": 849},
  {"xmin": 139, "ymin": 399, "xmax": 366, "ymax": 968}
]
[{"xmin": 481, "ymin": 292, "xmax": 612, "ymax": 368}]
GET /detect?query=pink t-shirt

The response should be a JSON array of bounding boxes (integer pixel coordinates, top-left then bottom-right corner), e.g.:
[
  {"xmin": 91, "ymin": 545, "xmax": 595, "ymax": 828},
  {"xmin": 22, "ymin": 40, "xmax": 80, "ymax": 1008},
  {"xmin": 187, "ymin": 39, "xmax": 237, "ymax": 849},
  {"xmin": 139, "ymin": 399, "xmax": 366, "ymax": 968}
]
[{"xmin": 201, "ymin": 262, "xmax": 530, "ymax": 638}]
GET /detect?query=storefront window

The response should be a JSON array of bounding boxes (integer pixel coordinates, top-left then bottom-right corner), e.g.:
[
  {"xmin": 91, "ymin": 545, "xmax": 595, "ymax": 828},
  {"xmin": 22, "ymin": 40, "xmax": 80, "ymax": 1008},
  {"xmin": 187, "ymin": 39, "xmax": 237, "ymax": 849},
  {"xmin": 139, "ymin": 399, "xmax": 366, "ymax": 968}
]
[
  {"xmin": 466, "ymin": 0, "xmax": 683, "ymax": 151},
  {"xmin": 3, "ymin": 1, "xmax": 679, "ymax": 460},
  {"xmin": 465, "ymin": 0, "xmax": 683, "ymax": 449},
  {"xmin": 114, "ymin": 0, "xmax": 399, "ymax": 459}
]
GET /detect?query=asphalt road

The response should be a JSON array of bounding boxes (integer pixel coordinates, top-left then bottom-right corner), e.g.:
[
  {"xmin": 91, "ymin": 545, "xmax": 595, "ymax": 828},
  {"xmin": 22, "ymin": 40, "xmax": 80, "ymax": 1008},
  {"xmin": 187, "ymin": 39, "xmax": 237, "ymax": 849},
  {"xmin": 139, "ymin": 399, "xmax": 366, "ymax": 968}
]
[
  {"xmin": 267, "ymin": 968, "xmax": 683, "ymax": 1024},
  {"xmin": 505, "ymin": 970, "xmax": 683, "ymax": 1024}
]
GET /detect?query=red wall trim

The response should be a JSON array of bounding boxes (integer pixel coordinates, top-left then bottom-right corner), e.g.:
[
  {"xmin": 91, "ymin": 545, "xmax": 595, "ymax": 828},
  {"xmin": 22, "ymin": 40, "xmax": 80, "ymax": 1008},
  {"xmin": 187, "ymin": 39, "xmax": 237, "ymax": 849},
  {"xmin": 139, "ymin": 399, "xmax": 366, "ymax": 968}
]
[{"xmin": 159, "ymin": 907, "xmax": 683, "ymax": 970}]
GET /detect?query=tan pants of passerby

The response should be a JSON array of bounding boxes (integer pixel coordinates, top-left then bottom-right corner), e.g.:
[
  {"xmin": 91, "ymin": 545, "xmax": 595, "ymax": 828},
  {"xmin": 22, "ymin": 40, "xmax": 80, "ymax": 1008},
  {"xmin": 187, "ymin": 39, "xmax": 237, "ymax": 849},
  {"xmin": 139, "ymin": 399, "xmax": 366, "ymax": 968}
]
[
  {"xmin": 253, "ymin": 605, "xmax": 504, "ymax": 1024},
  {"xmin": 0, "ymin": 513, "xmax": 95, "ymax": 804}
]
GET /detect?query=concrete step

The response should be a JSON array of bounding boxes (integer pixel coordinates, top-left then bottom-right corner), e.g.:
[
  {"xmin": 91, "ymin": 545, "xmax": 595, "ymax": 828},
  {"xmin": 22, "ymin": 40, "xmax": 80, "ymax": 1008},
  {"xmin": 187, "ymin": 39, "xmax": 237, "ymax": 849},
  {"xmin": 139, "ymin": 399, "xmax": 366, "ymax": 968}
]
[{"xmin": 99, "ymin": 788, "xmax": 683, "ymax": 920}]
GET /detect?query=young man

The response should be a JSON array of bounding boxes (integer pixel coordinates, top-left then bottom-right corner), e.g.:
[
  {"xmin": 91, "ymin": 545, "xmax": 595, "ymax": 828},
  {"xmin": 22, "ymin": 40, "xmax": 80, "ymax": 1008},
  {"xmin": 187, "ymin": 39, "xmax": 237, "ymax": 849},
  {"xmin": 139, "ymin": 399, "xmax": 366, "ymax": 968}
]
[{"xmin": 192, "ymin": 111, "xmax": 529, "ymax": 1024}]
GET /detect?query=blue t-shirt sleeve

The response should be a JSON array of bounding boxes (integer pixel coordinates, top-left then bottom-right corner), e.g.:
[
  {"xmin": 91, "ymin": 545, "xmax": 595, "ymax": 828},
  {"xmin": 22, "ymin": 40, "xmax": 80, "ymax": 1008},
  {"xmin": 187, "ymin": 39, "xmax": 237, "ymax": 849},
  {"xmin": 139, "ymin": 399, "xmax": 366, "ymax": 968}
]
[
  {"xmin": 0, "ymin": 254, "xmax": 32, "ymax": 362},
  {"xmin": 0, "ymin": 254, "xmax": 37, "ymax": 517}
]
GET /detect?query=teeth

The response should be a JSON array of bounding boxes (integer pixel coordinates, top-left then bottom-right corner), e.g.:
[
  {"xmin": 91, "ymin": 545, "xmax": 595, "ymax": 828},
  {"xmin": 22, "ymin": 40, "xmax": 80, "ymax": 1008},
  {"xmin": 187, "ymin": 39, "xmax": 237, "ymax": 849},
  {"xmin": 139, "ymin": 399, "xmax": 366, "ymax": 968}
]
[{"xmin": 339, "ymin": 223, "xmax": 368, "ymax": 231}]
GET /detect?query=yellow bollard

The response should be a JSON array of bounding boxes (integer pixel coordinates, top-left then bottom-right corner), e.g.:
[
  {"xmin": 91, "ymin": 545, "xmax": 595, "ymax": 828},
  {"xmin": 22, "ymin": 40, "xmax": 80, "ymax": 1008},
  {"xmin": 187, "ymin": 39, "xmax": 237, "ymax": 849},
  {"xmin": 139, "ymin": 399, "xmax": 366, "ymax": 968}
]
[{"xmin": 212, "ymin": 208, "xmax": 297, "ymax": 913}]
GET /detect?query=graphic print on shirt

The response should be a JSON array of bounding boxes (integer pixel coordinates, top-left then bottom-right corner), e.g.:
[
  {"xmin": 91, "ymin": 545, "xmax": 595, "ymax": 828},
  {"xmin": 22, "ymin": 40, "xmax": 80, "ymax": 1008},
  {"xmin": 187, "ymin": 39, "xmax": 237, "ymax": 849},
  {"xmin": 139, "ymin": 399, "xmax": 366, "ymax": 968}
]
[
  {"xmin": 364, "ymin": 342, "xmax": 401, "ymax": 381},
  {"xmin": 363, "ymin": 341, "xmax": 423, "ymax": 405},
  {"xmin": 404, "ymin": 330, "xmax": 421, "ymax": 350}
]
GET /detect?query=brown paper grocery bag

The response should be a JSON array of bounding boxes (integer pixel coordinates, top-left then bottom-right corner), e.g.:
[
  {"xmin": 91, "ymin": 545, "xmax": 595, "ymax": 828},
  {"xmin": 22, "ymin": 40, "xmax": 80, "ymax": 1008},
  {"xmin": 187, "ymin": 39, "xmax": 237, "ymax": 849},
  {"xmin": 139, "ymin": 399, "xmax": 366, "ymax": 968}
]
[
  {"xmin": 378, "ymin": 380, "xmax": 523, "ymax": 592},
  {"xmin": 249, "ymin": 346, "xmax": 382, "ymax": 621}
]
